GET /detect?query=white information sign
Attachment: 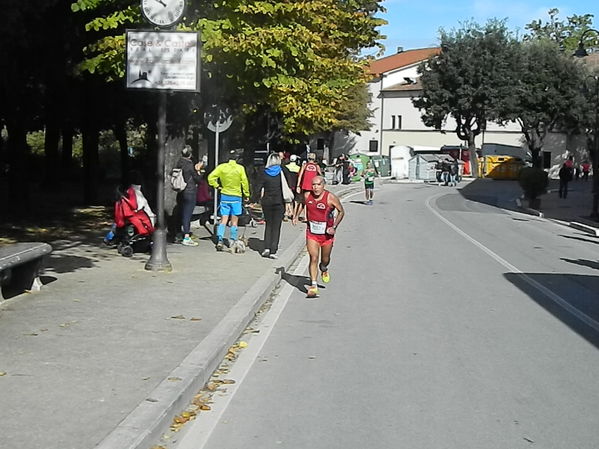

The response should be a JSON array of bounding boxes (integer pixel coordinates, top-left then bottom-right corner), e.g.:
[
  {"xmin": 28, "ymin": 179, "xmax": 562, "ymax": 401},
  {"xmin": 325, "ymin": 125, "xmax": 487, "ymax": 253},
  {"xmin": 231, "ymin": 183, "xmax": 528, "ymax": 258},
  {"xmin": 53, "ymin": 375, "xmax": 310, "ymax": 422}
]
[{"xmin": 126, "ymin": 30, "xmax": 200, "ymax": 92}]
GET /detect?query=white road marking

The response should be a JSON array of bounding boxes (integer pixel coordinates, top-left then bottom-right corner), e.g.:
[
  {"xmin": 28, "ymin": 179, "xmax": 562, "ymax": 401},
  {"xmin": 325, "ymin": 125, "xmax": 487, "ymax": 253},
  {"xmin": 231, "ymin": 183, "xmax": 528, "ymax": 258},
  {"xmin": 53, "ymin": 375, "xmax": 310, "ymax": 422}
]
[
  {"xmin": 426, "ymin": 192, "xmax": 599, "ymax": 333},
  {"xmin": 174, "ymin": 255, "xmax": 310, "ymax": 449}
]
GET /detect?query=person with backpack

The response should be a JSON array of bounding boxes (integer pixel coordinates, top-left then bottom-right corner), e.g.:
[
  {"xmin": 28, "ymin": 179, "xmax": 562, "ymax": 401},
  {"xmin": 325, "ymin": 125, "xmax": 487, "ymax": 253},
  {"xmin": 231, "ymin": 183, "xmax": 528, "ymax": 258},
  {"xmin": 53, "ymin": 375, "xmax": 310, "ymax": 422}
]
[{"xmin": 175, "ymin": 146, "xmax": 204, "ymax": 246}]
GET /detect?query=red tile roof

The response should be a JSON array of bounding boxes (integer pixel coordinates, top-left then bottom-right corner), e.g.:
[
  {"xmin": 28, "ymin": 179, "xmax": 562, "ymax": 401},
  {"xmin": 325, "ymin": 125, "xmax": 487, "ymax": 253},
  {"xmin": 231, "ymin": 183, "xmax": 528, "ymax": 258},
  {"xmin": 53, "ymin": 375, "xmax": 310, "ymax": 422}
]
[
  {"xmin": 369, "ymin": 47, "xmax": 440, "ymax": 76},
  {"xmin": 383, "ymin": 80, "xmax": 423, "ymax": 92}
]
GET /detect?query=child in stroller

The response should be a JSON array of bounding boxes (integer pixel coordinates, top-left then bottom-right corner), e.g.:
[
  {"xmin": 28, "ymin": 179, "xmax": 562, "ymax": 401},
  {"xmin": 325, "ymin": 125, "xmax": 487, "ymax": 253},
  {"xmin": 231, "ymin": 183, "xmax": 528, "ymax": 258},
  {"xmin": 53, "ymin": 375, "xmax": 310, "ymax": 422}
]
[{"xmin": 105, "ymin": 172, "xmax": 155, "ymax": 257}]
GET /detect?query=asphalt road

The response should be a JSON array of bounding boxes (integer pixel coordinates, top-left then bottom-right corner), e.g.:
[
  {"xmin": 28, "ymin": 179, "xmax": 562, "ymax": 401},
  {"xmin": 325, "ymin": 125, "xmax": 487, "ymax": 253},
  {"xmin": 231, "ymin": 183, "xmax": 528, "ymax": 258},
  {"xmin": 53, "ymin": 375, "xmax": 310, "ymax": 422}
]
[{"xmin": 169, "ymin": 182, "xmax": 599, "ymax": 449}]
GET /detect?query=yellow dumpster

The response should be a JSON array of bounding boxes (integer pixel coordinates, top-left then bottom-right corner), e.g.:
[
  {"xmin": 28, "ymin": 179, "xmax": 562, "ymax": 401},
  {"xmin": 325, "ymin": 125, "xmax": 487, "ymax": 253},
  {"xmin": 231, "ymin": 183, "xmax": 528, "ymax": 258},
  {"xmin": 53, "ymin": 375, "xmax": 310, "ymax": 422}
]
[{"xmin": 484, "ymin": 156, "xmax": 524, "ymax": 180}]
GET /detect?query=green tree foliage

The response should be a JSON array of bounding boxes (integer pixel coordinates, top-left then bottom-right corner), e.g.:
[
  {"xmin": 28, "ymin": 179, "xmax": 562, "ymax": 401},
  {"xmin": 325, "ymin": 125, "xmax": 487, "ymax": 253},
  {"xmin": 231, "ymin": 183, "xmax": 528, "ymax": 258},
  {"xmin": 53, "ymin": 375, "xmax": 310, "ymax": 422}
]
[
  {"xmin": 524, "ymin": 8, "xmax": 598, "ymax": 53},
  {"xmin": 412, "ymin": 20, "xmax": 518, "ymax": 177},
  {"xmin": 497, "ymin": 40, "xmax": 586, "ymax": 167},
  {"xmin": 71, "ymin": 0, "xmax": 386, "ymax": 139}
]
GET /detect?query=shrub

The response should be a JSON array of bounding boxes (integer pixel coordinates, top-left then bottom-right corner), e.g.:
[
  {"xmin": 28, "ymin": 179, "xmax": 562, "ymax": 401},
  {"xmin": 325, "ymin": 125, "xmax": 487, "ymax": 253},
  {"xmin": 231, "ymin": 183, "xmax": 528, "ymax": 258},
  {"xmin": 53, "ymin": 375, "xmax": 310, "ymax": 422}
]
[{"xmin": 518, "ymin": 167, "xmax": 548, "ymax": 202}]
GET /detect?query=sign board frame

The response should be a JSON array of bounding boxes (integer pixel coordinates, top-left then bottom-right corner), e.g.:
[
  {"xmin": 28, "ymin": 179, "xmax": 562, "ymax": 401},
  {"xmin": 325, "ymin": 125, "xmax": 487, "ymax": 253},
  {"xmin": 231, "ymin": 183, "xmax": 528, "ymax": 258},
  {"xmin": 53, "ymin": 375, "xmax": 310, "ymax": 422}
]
[{"xmin": 125, "ymin": 30, "xmax": 200, "ymax": 92}]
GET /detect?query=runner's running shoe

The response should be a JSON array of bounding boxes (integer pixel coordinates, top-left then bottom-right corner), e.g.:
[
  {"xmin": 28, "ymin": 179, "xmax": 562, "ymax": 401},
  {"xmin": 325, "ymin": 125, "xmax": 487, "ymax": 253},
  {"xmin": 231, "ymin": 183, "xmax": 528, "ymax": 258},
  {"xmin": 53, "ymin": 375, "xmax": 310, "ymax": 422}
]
[
  {"xmin": 307, "ymin": 286, "xmax": 319, "ymax": 298},
  {"xmin": 321, "ymin": 270, "xmax": 330, "ymax": 283}
]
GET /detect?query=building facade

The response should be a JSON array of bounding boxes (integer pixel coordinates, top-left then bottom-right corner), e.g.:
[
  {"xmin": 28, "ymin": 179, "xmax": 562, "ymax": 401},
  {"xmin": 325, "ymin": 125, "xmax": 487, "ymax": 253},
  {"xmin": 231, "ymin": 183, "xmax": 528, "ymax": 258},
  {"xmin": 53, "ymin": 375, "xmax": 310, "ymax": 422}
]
[{"xmin": 331, "ymin": 47, "xmax": 587, "ymax": 177}]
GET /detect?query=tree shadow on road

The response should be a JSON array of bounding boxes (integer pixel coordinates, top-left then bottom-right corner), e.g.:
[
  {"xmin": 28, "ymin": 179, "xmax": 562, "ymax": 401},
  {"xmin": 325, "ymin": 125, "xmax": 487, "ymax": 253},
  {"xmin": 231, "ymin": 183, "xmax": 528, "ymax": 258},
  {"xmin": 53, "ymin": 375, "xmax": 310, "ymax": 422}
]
[
  {"xmin": 561, "ymin": 258, "xmax": 599, "ymax": 271},
  {"xmin": 504, "ymin": 272, "xmax": 599, "ymax": 350}
]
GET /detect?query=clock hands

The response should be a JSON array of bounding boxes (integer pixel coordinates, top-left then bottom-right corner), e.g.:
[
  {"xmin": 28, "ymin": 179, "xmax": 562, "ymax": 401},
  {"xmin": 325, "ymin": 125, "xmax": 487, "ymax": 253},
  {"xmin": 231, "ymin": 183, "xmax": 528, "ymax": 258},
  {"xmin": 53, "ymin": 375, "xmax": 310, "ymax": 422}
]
[{"xmin": 153, "ymin": 0, "xmax": 167, "ymax": 7}]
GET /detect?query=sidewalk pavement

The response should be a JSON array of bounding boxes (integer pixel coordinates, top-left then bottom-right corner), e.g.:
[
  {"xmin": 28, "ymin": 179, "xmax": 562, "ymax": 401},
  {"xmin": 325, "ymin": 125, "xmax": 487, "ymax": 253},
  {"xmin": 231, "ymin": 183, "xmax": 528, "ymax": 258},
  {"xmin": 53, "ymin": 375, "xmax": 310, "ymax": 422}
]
[
  {"xmin": 527, "ymin": 177, "xmax": 599, "ymax": 235},
  {"xmin": 454, "ymin": 176, "xmax": 599, "ymax": 236},
  {"xmin": 0, "ymin": 183, "xmax": 361, "ymax": 449}
]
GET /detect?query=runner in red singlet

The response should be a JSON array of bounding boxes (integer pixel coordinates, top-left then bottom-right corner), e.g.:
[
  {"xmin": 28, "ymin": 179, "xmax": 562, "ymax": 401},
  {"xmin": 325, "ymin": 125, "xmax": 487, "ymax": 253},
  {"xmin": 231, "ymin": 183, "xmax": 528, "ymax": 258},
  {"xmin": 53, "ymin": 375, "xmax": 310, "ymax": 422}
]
[
  {"xmin": 294, "ymin": 152, "xmax": 322, "ymax": 221},
  {"xmin": 293, "ymin": 176, "xmax": 345, "ymax": 298}
]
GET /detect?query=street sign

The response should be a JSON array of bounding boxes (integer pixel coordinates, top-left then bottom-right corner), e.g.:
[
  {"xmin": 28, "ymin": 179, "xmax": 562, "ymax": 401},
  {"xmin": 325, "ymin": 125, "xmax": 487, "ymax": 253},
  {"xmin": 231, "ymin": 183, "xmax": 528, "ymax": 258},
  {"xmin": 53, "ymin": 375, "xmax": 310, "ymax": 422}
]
[
  {"xmin": 204, "ymin": 106, "xmax": 233, "ymax": 133},
  {"xmin": 125, "ymin": 30, "xmax": 200, "ymax": 92}
]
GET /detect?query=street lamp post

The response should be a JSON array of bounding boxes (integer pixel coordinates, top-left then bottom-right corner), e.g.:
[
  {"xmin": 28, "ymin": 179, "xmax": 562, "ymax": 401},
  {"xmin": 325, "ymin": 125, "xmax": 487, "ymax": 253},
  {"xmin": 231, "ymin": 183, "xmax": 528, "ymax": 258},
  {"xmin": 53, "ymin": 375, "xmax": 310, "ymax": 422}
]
[{"xmin": 573, "ymin": 29, "xmax": 599, "ymax": 218}]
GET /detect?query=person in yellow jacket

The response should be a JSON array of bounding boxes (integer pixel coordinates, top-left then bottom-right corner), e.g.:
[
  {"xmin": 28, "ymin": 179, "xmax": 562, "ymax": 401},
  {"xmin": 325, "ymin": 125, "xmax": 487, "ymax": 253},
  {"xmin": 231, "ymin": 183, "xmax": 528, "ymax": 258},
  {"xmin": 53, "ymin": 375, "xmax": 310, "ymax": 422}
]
[{"xmin": 207, "ymin": 149, "xmax": 251, "ymax": 251}]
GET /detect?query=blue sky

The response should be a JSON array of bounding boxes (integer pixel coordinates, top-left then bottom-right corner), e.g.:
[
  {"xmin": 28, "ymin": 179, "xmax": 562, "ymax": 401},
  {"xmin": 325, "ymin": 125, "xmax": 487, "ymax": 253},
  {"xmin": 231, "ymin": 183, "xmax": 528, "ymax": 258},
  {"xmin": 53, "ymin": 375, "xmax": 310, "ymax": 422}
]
[{"xmin": 375, "ymin": 0, "xmax": 599, "ymax": 56}]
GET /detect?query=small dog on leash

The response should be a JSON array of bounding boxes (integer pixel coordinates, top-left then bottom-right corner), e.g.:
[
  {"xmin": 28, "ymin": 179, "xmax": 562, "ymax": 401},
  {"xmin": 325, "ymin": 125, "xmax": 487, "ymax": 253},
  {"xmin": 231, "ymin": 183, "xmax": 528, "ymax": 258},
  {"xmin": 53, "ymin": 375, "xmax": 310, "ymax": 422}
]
[{"xmin": 229, "ymin": 237, "xmax": 247, "ymax": 254}]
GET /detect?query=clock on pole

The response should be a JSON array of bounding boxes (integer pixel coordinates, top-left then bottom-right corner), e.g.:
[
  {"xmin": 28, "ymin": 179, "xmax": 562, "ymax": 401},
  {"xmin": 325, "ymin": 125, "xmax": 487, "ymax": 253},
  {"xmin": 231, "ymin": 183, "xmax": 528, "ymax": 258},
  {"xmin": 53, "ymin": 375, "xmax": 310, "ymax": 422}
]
[{"xmin": 141, "ymin": 0, "xmax": 185, "ymax": 27}]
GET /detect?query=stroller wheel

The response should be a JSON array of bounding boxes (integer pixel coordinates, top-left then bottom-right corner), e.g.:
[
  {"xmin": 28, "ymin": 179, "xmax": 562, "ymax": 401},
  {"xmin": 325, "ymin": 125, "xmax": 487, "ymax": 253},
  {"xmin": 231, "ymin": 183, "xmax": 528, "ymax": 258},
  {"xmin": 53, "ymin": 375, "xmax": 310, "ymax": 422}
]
[
  {"xmin": 121, "ymin": 245, "xmax": 134, "ymax": 257},
  {"xmin": 116, "ymin": 242, "xmax": 124, "ymax": 254}
]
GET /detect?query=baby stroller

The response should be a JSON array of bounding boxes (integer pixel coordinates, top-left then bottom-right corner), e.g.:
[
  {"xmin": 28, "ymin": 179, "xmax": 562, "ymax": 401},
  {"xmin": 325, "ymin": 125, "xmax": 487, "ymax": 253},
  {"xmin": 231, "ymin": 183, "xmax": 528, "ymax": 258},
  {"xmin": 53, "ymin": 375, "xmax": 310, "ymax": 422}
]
[{"xmin": 112, "ymin": 186, "xmax": 154, "ymax": 257}]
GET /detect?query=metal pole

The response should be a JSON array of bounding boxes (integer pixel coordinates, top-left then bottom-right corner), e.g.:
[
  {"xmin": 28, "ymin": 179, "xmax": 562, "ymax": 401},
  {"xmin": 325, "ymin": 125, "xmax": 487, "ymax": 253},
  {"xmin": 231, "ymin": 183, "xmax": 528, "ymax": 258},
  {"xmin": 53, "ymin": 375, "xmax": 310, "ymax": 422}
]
[
  {"xmin": 592, "ymin": 76, "xmax": 599, "ymax": 218},
  {"xmin": 146, "ymin": 91, "xmax": 172, "ymax": 271},
  {"xmin": 212, "ymin": 120, "xmax": 220, "ymax": 225}
]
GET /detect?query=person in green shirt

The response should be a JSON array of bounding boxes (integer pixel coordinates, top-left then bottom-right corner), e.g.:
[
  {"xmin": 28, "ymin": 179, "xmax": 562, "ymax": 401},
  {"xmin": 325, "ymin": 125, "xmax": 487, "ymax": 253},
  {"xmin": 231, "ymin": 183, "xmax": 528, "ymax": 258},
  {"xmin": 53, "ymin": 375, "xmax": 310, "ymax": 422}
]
[
  {"xmin": 207, "ymin": 149, "xmax": 251, "ymax": 251},
  {"xmin": 362, "ymin": 161, "xmax": 377, "ymax": 205}
]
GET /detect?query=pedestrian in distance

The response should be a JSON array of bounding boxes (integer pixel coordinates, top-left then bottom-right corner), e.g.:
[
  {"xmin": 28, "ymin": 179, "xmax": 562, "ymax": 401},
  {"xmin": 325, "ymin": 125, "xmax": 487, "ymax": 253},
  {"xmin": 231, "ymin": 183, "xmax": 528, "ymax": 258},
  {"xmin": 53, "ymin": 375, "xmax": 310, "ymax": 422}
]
[
  {"xmin": 285, "ymin": 154, "xmax": 301, "ymax": 218},
  {"xmin": 294, "ymin": 152, "xmax": 322, "ymax": 221},
  {"xmin": 581, "ymin": 161, "xmax": 591, "ymax": 181},
  {"xmin": 207, "ymin": 149, "xmax": 251, "ymax": 251},
  {"xmin": 176, "ymin": 146, "xmax": 205, "ymax": 246},
  {"xmin": 293, "ymin": 175, "xmax": 345, "ymax": 299},
  {"xmin": 558, "ymin": 162, "xmax": 573, "ymax": 199},
  {"xmin": 362, "ymin": 161, "xmax": 377, "ymax": 205},
  {"xmin": 449, "ymin": 158, "xmax": 460, "ymax": 186},
  {"xmin": 257, "ymin": 153, "xmax": 289, "ymax": 259},
  {"xmin": 439, "ymin": 160, "xmax": 451, "ymax": 186}
]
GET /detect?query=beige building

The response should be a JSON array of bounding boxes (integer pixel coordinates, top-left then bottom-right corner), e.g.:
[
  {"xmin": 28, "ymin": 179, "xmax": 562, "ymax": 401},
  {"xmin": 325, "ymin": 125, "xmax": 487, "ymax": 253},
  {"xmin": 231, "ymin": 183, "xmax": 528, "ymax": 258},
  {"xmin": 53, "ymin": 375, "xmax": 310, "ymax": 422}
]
[{"xmin": 333, "ymin": 47, "xmax": 591, "ymax": 177}]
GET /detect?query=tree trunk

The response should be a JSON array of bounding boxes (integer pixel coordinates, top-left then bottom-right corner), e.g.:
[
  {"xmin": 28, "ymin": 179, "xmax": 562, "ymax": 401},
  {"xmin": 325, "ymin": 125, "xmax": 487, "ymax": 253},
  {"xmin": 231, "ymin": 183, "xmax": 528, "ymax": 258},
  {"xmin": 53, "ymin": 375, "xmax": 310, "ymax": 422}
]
[
  {"xmin": 468, "ymin": 134, "xmax": 479, "ymax": 178},
  {"xmin": 61, "ymin": 125, "xmax": 73, "ymax": 176},
  {"xmin": 5, "ymin": 119, "xmax": 31, "ymax": 215},
  {"xmin": 44, "ymin": 116, "xmax": 61, "ymax": 189},
  {"xmin": 81, "ymin": 122, "xmax": 100, "ymax": 205},
  {"xmin": 530, "ymin": 148, "xmax": 542, "ymax": 168},
  {"xmin": 114, "ymin": 122, "xmax": 129, "ymax": 186}
]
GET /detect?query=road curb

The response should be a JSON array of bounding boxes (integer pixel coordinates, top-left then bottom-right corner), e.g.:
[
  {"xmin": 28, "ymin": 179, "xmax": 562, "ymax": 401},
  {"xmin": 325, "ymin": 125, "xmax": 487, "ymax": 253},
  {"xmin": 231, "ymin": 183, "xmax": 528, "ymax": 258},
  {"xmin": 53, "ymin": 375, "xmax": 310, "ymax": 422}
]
[
  {"xmin": 514, "ymin": 199, "xmax": 599, "ymax": 237},
  {"xmin": 515, "ymin": 198, "xmax": 544, "ymax": 218},
  {"xmin": 569, "ymin": 221, "xmax": 599, "ymax": 237},
  {"xmin": 94, "ymin": 186, "xmax": 357, "ymax": 449}
]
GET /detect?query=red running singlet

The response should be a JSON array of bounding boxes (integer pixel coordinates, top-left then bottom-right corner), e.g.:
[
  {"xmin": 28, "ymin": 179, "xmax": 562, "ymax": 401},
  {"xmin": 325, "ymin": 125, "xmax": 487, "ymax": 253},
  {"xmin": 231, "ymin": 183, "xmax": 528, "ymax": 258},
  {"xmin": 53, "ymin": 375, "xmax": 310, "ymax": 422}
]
[{"xmin": 300, "ymin": 162, "xmax": 320, "ymax": 191}]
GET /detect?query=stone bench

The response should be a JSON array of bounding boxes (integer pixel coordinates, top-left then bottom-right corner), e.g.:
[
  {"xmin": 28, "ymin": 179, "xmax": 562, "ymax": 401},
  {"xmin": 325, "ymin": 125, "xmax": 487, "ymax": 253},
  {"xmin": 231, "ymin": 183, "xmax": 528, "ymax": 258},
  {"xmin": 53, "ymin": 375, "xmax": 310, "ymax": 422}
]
[{"xmin": 0, "ymin": 242, "xmax": 53, "ymax": 300}]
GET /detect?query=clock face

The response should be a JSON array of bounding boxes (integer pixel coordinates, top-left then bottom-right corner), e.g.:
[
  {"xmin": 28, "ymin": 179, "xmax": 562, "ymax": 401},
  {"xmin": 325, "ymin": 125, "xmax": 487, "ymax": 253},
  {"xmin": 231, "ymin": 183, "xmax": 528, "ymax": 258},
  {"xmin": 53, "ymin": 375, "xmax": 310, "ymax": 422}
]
[{"xmin": 141, "ymin": 0, "xmax": 185, "ymax": 27}]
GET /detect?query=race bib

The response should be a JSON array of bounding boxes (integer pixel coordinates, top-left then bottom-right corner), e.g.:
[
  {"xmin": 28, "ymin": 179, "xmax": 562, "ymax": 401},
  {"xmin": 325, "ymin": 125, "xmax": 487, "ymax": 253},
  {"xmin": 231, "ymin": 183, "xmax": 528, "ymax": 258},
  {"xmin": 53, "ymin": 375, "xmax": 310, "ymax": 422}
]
[
  {"xmin": 309, "ymin": 220, "xmax": 327, "ymax": 235},
  {"xmin": 366, "ymin": 176, "xmax": 374, "ymax": 183}
]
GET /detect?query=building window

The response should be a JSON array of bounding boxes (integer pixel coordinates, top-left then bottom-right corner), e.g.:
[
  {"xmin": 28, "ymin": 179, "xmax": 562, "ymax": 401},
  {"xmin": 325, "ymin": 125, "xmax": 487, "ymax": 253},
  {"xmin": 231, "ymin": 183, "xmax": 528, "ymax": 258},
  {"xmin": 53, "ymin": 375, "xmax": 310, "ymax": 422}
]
[
  {"xmin": 390, "ymin": 115, "xmax": 402, "ymax": 130},
  {"xmin": 369, "ymin": 140, "xmax": 378, "ymax": 153}
]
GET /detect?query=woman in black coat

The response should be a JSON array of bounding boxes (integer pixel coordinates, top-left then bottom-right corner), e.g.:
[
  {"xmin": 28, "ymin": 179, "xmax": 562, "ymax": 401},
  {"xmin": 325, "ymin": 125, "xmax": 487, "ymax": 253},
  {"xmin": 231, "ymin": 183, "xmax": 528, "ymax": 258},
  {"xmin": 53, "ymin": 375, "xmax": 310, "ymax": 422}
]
[
  {"xmin": 257, "ymin": 153, "xmax": 287, "ymax": 258},
  {"xmin": 176, "ymin": 146, "xmax": 204, "ymax": 246}
]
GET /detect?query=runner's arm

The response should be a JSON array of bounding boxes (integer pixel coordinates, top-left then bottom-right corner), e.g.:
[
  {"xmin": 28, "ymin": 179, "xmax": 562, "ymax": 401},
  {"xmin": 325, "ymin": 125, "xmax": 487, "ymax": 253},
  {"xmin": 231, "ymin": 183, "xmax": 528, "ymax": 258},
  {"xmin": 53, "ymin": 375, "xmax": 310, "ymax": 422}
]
[
  {"xmin": 296, "ymin": 164, "xmax": 306, "ymax": 192},
  {"xmin": 326, "ymin": 193, "xmax": 345, "ymax": 234}
]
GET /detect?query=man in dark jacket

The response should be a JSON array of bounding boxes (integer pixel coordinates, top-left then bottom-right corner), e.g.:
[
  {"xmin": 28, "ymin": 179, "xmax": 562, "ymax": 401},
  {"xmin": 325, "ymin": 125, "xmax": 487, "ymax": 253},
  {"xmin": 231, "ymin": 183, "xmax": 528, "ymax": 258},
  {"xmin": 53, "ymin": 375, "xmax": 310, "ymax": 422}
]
[{"xmin": 558, "ymin": 163, "xmax": 573, "ymax": 199}]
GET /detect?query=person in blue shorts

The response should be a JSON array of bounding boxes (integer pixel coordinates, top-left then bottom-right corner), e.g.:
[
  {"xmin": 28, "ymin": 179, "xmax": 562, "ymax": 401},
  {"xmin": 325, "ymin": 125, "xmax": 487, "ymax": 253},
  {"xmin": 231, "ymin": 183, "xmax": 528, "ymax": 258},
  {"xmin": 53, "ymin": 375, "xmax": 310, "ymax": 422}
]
[{"xmin": 207, "ymin": 149, "xmax": 251, "ymax": 251}]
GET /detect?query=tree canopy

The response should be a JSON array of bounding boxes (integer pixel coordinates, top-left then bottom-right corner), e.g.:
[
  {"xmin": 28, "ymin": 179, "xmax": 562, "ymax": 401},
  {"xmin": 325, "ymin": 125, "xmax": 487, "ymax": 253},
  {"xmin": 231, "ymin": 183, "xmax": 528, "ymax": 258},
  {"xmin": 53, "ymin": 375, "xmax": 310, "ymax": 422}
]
[
  {"xmin": 524, "ymin": 8, "xmax": 599, "ymax": 54},
  {"xmin": 71, "ymin": 0, "xmax": 386, "ymax": 139},
  {"xmin": 412, "ymin": 20, "xmax": 518, "ymax": 177},
  {"xmin": 496, "ymin": 39, "xmax": 586, "ymax": 166}
]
